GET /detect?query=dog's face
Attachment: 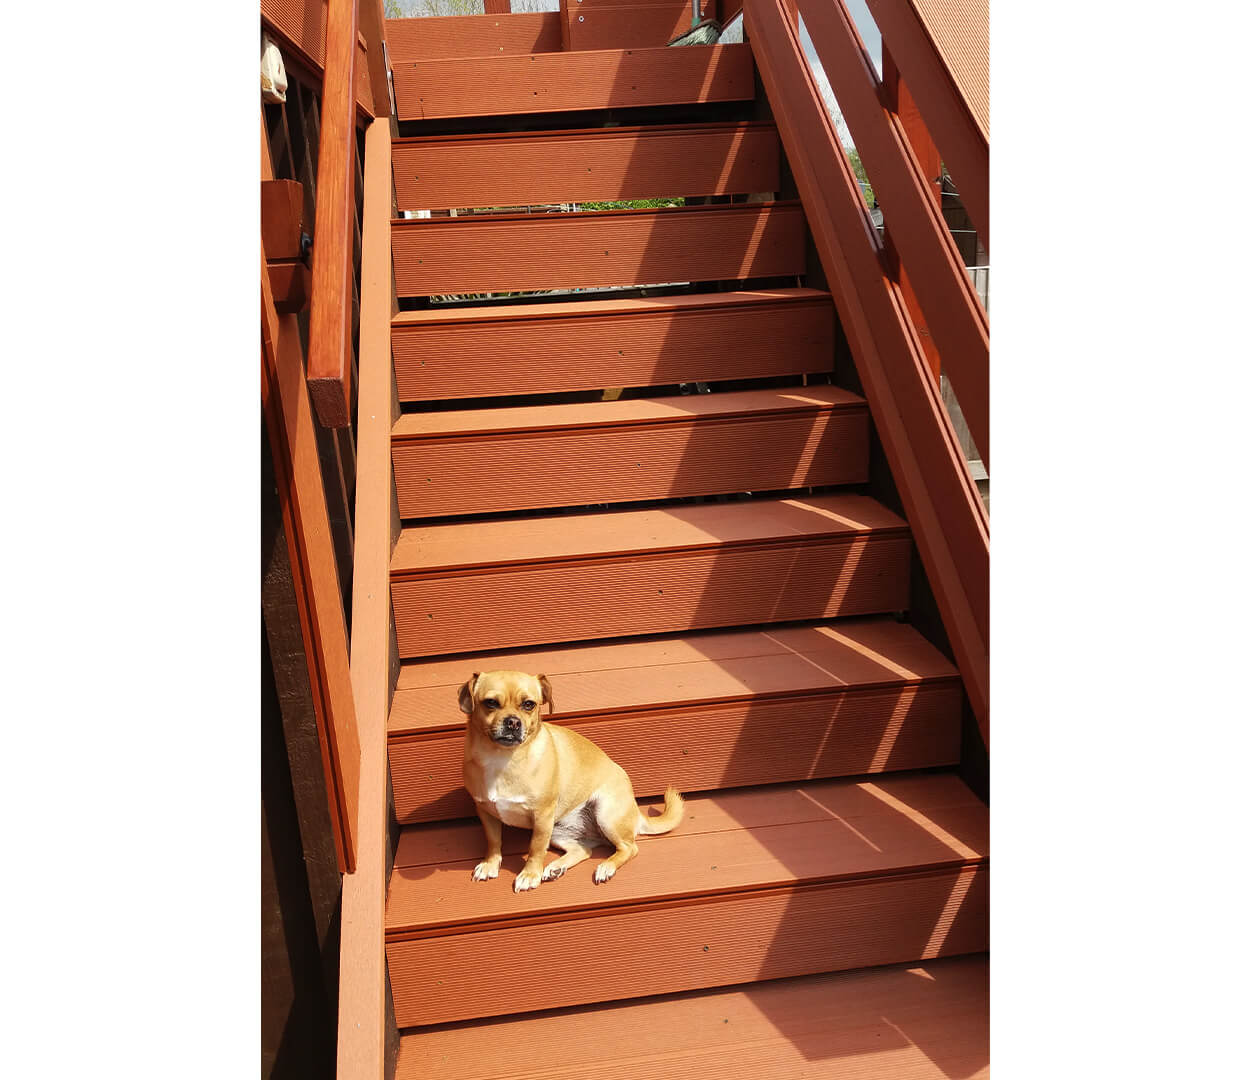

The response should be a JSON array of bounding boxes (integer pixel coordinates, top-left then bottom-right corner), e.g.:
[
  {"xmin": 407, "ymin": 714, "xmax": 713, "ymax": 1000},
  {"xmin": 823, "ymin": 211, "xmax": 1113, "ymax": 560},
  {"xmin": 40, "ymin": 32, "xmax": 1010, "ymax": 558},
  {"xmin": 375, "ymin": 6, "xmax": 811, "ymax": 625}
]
[{"xmin": 458, "ymin": 669, "xmax": 553, "ymax": 747}]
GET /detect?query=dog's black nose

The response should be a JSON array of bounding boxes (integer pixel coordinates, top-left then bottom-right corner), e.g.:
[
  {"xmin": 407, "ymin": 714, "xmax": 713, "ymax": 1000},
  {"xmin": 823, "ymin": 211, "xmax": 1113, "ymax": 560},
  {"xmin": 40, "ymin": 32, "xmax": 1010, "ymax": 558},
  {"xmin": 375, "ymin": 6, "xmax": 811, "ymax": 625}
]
[{"xmin": 503, "ymin": 715, "xmax": 522, "ymax": 732}]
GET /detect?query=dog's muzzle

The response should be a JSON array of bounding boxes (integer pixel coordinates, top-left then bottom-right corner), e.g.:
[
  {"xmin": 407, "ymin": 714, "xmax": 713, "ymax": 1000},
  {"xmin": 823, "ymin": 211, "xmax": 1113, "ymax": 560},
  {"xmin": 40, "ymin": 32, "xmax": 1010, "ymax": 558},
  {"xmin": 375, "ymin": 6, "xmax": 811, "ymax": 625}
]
[{"xmin": 492, "ymin": 715, "xmax": 524, "ymax": 745}]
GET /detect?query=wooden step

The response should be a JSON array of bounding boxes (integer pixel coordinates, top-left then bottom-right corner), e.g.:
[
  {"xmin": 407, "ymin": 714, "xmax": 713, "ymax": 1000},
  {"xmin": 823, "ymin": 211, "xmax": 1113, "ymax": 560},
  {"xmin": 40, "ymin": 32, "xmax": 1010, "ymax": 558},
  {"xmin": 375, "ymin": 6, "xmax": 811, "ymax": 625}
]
[
  {"xmin": 389, "ymin": 616, "xmax": 961, "ymax": 824},
  {"xmin": 389, "ymin": 494, "xmax": 912, "ymax": 658},
  {"xmin": 385, "ymin": 772, "xmax": 988, "ymax": 1026},
  {"xmin": 564, "ymin": 2, "xmax": 709, "ymax": 52},
  {"xmin": 395, "ymin": 953, "xmax": 989, "ymax": 1078},
  {"xmin": 391, "ymin": 201, "xmax": 806, "ymax": 297},
  {"xmin": 392, "ymin": 386, "xmax": 869, "ymax": 519},
  {"xmin": 392, "ymin": 288, "xmax": 834, "ymax": 403},
  {"xmin": 392, "ymin": 122, "xmax": 780, "ymax": 211},
  {"xmin": 392, "ymin": 42, "xmax": 754, "ymax": 122},
  {"xmin": 385, "ymin": 14, "xmax": 563, "ymax": 64}
]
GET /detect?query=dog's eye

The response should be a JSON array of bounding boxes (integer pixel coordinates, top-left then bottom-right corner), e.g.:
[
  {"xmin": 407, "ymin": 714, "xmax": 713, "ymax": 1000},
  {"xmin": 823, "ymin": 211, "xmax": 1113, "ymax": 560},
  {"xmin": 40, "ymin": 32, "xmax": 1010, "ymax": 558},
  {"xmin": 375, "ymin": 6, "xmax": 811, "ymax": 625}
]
[
  {"xmin": 521, "ymin": 700, "xmax": 536, "ymax": 712},
  {"xmin": 482, "ymin": 698, "xmax": 500, "ymax": 711}
]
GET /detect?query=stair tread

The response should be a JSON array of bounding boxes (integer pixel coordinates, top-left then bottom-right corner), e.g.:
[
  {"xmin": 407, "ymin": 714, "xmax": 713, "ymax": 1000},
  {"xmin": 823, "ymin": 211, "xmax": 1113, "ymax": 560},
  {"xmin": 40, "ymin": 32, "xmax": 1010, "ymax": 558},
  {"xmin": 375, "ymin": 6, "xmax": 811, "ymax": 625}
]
[
  {"xmin": 391, "ymin": 493, "xmax": 908, "ymax": 575},
  {"xmin": 390, "ymin": 616, "xmax": 957, "ymax": 737},
  {"xmin": 386, "ymin": 772, "xmax": 987, "ymax": 936},
  {"xmin": 395, "ymin": 954, "xmax": 989, "ymax": 1079},
  {"xmin": 391, "ymin": 287, "xmax": 831, "ymax": 328},
  {"xmin": 392, "ymin": 386, "xmax": 864, "ymax": 440}
]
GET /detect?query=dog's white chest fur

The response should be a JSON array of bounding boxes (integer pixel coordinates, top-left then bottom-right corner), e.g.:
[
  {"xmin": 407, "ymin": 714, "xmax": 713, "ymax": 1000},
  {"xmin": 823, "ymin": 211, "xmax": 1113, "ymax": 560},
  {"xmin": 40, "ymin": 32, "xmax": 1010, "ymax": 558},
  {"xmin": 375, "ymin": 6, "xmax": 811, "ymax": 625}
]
[{"xmin": 474, "ymin": 748, "xmax": 538, "ymax": 828}]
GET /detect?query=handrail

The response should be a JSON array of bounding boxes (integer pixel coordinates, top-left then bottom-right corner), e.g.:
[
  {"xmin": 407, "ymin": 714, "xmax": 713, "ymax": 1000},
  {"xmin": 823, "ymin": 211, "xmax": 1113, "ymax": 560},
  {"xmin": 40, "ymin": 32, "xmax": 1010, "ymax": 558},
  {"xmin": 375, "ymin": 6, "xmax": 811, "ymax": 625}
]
[
  {"xmin": 797, "ymin": 0, "xmax": 987, "ymax": 468},
  {"xmin": 261, "ymin": 125, "xmax": 364, "ymax": 873},
  {"xmin": 307, "ymin": 0, "xmax": 362, "ymax": 428},
  {"xmin": 336, "ymin": 117, "xmax": 396, "ymax": 1079},
  {"xmin": 746, "ymin": 0, "xmax": 988, "ymax": 746},
  {"xmin": 866, "ymin": 0, "xmax": 988, "ymax": 250}
]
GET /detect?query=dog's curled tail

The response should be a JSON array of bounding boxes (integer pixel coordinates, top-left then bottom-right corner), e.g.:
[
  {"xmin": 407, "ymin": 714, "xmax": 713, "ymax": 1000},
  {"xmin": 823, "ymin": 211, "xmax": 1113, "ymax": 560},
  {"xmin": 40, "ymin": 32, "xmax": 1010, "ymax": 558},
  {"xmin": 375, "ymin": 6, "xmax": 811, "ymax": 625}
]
[{"xmin": 637, "ymin": 786, "xmax": 685, "ymax": 835}]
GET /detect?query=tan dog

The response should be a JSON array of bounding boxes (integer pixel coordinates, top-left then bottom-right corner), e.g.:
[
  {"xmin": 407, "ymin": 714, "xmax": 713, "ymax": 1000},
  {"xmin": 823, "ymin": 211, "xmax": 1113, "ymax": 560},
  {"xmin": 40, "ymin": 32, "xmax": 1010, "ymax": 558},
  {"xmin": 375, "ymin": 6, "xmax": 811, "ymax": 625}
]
[{"xmin": 459, "ymin": 669, "xmax": 684, "ymax": 893}]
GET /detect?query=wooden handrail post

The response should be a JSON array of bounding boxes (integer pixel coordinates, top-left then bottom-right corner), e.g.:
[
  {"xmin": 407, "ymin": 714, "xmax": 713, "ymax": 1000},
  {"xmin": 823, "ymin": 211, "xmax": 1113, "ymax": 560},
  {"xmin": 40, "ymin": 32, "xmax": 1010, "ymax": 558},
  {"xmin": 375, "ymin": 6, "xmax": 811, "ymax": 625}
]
[
  {"xmin": 745, "ymin": 0, "xmax": 988, "ymax": 744},
  {"xmin": 797, "ymin": 0, "xmax": 988, "ymax": 466},
  {"xmin": 336, "ymin": 115, "xmax": 396, "ymax": 1080},
  {"xmin": 865, "ymin": 0, "xmax": 988, "ymax": 250},
  {"xmin": 307, "ymin": 0, "xmax": 361, "ymax": 428}
]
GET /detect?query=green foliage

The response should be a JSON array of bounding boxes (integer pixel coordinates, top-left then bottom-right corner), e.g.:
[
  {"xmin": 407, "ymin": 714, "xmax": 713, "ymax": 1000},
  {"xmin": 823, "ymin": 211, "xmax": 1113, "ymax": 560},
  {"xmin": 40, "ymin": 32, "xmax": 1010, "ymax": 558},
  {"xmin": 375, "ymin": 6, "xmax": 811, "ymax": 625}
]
[
  {"xmin": 846, "ymin": 148, "xmax": 874, "ymax": 208},
  {"xmin": 577, "ymin": 198, "xmax": 686, "ymax": 211}
]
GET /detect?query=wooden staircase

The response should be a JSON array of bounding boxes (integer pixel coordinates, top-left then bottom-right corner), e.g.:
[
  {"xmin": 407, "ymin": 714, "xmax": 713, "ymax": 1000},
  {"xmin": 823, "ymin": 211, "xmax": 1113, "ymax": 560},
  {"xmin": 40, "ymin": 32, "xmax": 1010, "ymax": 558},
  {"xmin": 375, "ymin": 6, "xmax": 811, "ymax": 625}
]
[{"xmin": 381, "ymin": 15, "xmax": 987, "ymax": 1079}]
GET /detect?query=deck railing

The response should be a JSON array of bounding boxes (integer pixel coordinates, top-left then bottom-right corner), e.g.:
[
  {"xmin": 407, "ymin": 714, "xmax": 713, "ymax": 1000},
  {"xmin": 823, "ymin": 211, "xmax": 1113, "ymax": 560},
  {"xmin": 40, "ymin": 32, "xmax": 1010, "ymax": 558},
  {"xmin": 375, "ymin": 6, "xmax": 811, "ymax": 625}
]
[{"xmin": 745, "ymin": 0, "xmax": 989, "ymax": 744}]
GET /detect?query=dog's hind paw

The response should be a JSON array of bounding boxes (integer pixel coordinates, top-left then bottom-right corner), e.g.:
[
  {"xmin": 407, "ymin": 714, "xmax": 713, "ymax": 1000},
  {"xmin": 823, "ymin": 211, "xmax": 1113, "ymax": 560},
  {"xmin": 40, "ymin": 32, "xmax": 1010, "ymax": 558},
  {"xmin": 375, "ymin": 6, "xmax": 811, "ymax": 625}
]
[
  {"xmin": 472, "ymin": 861, "xmax": 500, "ymax": 881},
  {"xmin": 541, "ymin": 863, "xmax": 566, "ymax": 881},
  {"xmin": 593, "ymin": 862, "xmax": 617, "ymax": 884}
]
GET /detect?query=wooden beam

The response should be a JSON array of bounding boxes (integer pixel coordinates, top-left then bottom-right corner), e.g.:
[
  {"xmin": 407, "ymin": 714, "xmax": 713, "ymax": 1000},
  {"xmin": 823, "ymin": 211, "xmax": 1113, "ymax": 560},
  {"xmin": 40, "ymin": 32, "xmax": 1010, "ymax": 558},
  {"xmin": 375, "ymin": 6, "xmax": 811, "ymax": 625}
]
[
  {"xmin": 307, "ymin": 0, "xmax": 361, "ymax": 427},
  {"xmin": 358, "ymin": 0, "xmax": 391, "ymax": 118},
  {"xmin": 261, "ymin": 179, "xmax": 305, "ymax": 259},
  {"xmin": 267, "ymin": 260, "xmax": 312, "ymax": 314},
  {"xmin": 746, "ymin": 0, "xmax": 988, "ymax": 744},
  {"xmin": 866, "ymin": 0, "xmax": 988, "ymax": 249},
  {"xmin": 336, "ymin": 116, "xmax": 396, "ymax": 1080},
  {"xmin": 798, "ymin": 0, "xmax": 987, "ymax": 466}
]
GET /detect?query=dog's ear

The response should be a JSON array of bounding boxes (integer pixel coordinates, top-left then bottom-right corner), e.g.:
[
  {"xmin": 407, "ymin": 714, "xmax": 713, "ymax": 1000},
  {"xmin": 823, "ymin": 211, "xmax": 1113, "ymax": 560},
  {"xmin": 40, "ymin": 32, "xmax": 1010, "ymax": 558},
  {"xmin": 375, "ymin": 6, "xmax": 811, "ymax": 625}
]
[
  {"xmin": 457, "ymin": 673, "xmax": 480, "ymax": 715},
  {"xmin": 537, "ymin": 674, "xmax": 554, "ymax": 715}
]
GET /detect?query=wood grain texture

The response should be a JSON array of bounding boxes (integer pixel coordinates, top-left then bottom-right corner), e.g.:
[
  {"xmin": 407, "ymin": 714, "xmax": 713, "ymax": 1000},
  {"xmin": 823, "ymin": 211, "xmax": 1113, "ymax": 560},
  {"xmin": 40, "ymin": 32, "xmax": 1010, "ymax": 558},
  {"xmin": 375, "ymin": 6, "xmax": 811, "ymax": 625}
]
[
  {"xmin": 392, "ymin": 492, "xmax": 906, "ymax": 573},
  {"xmin": 390, "ymin": 617, "xmax": 961, "ymax": 823},
  {"xmin": 391, "ymin": 386, "xmax": 868, "ymax": 518},
  {"xmin": 391, "ymin": 491, "xmax": 911, "ymax": 658},
  {"xmin": 306, "ymin": 0, "xmax": 359, "ymax": 427},
  {"xmin": 385, "ymin": 13, "xmax": 563, "ymax": 63},
  {"xmin": 392, "ymin": 288, "xmax": 834, "ymax": 402},
  {"xmin": 564, "ymin": 3, "xmax": 697, "ymax": 51},
  {"xmin": 261, "ymin": 0, "xmax": 375, "ymax": 114},
  {"xmin": 335, "ymin": 117, "xmax": 394, "ymax": 1080},
  {"xmin": 391, "ymin": 201, "xmax": 806, "ymax": 297},
  {"xmin": 391, "ymin": 122, "xmax": 780, "ymax": 211},
  {"xmin": 747, "ymin": 0, "xmax": 988, "ymax": 743},
  {"xmin": 261, "ymin": 179, "xmax": 305, "ymax": 259},
  {"xmin": 797, "ymin": 0, "xmax": 988, "ymax": 466},
  {"xmin": 385, "ymin": 773, "xmax": 987, "ymax": 1024},
  {"xmin": 395, "ymin": 955, "xmax": 988, "ymax": 1079},
  {"xmin": 393, "ymin": 43, "xmax": 755, "ymax": 121},
  {"xmin": 261, "ymin": 258, "xmax": 360, "ymax": 873}
]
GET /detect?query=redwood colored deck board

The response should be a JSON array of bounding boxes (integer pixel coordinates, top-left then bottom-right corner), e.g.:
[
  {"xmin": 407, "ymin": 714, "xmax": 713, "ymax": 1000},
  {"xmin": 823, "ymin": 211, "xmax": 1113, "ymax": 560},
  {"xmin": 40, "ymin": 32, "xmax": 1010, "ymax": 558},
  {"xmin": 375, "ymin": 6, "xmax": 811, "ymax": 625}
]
[
  {"xmin": 565, "ymin": 3, "xmax": 704, "ymax": 51},
  {"xmin": 392, "ymin": 493, "xmax": 907, "ymax": 574},
  {"xmin": 385, "ymin": 13, "xmax": 563, "ymax": 64},
  {"xmin": 389, "ymin": 617, "xmax": 962, "ymax": 824},
  {"xmin": 395, "ymin": 955, "xmax": 989, "ymax": 1080},
  {"xmin": 392, "ymin": 534, "xmax": 911, "ymax": 657},
  {"xmin": 395, "ymin": 616, "xmax": 956, "ymax": 698},
  {"xmin": 390, "ymin": 387, "xmax": 869, "ymax": 518},
  {"xmin": 391, "ymin": 288, "xmax": 834, "ymax": 402},
  {"xmin": 392, "ymin": 122, "xmax": 780, "ymax": 211},
  {"xmin": 390, "ymin": 867, "xmax": 987, "ymax": 1026},
  {"xmin": 391, "ymin": 201, "xmax": 806, "ymax": 297},
  {"xmin": 393, "ymin": 43, "xmax": 755, "ymax": 121},
  {"xmin": 385, "ymin": 773, "xmax": 987, "ymax": 1025},
  {"xmin": 391, "ymin": 681, "xmax": 961, "ymax": 823},
  {"xmin": 392, "ymin": 772, "xmax": 984, "ymax": 874}
]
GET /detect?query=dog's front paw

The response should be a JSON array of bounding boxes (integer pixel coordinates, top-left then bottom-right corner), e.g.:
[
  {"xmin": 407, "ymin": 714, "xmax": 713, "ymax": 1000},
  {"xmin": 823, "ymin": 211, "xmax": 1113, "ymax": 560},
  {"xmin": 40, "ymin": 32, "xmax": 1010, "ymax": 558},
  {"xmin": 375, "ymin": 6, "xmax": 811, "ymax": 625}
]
[
  {"xmin": 514, "ymin": 867, "xmax": 543, "ymax": 893},
  {"xmin": 593, "ymin": 862, "xmax": 617, "ymax": 884},
  {"xmin": 472, "ymin": 860, "xmax": 500, "ymax": 882}
]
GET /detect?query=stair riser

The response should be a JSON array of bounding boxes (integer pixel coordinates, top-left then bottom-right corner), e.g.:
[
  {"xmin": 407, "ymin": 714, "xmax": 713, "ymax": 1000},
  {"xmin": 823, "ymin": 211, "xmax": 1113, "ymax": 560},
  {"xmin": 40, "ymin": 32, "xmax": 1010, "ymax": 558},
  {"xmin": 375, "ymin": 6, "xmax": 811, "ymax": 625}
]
[
  {"xmin": 390, "ymin": 681, "xmax": 963, "ymax": 823},
  {"xmin": 393, "ymin": 409, "xmax": 869, "ymax": 518},
  {"xmin": 392, "ymin": 43, "xmax": 754, "ymax": 121},
  {"xmin": 388, "ymin": 865, "xmax": 988, "ymax": 1026},
  {"xmin": 391, "ymin": 203, "xmax": 806, "ymax": 297},
  {"xmin": 393, "ymin": 297, "xmax": 834, "ymax": 402},
  {"xmin": 394, "ymin": 124, "xmax": 778, "ymax": 211},
  {"xmin": 391, "ymin": 534, "xmax": 912, "ymax": 657}
]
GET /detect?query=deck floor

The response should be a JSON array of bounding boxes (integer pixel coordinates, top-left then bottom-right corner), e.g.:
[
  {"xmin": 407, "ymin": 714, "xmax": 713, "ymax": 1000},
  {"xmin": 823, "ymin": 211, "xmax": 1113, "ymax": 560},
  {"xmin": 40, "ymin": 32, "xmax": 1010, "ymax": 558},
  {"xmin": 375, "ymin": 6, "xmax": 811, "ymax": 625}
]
[{"xmin": 395, "ymin": 954, "xmax": 989, "ymax": 1079}]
